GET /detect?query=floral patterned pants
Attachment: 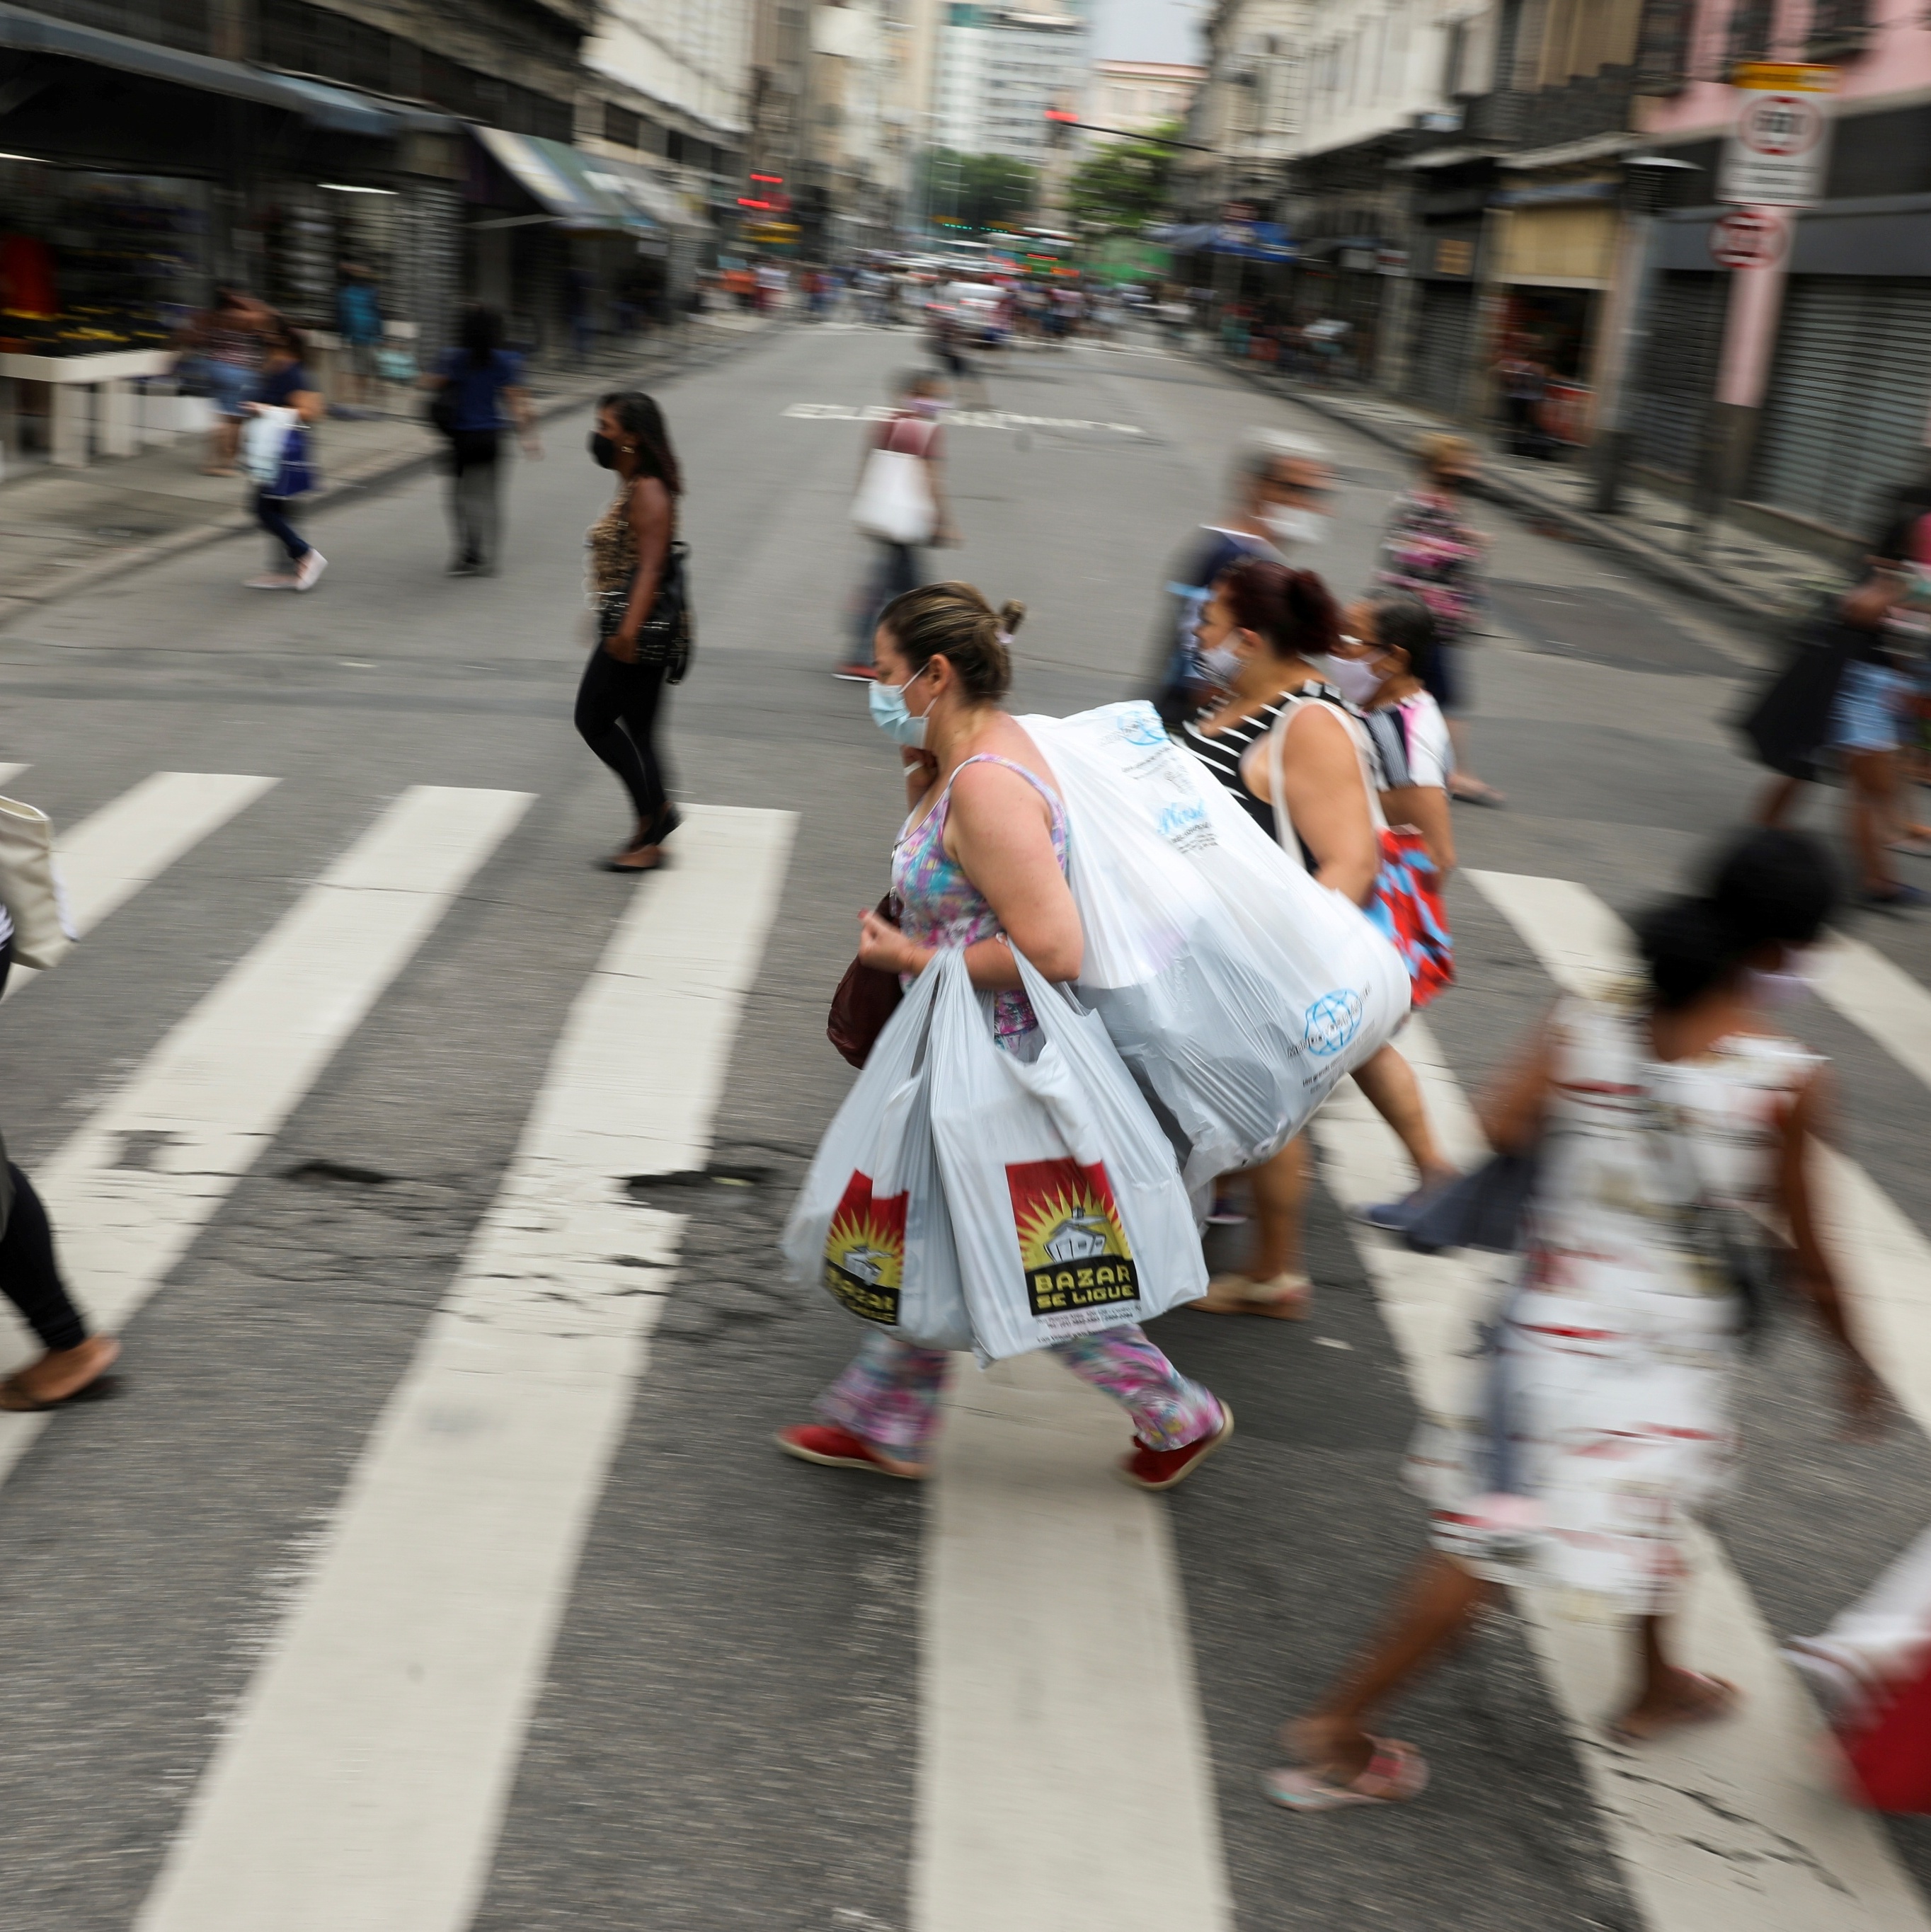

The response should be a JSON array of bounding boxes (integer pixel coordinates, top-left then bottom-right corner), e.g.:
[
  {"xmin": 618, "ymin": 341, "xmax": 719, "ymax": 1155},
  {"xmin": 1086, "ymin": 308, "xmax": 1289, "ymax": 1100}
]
[{"xmin": 816, "ymin": 1325, "xmax": 1222, "ymax": 1457}]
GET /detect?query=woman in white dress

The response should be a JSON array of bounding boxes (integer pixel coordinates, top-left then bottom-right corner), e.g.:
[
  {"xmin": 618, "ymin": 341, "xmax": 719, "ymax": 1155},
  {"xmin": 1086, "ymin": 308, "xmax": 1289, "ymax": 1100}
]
[{"xmin": 1266, "ymin": 827, "xmax": 1884, "ymax": 1811}]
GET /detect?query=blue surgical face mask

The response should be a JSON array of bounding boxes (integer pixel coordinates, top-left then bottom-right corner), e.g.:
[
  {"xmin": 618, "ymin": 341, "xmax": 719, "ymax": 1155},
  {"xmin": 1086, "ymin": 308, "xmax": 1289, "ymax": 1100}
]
[{"xmin": 869, "ymin": 666, "xmax": 933, "ymax": 747}]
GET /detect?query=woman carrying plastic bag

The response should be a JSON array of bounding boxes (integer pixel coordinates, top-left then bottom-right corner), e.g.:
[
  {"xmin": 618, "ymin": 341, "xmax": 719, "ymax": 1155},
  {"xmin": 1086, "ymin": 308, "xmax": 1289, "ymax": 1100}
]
[{"xmin": 777, "ymin": 583, "xmax": 1231, "ymax": 1490}]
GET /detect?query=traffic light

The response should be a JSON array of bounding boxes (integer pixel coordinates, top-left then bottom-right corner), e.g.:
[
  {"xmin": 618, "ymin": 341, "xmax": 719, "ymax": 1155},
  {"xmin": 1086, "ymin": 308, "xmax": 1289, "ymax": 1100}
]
[{"xmin": 1045, "ymin": 107, "xmax": 1076, "ymax": 149}]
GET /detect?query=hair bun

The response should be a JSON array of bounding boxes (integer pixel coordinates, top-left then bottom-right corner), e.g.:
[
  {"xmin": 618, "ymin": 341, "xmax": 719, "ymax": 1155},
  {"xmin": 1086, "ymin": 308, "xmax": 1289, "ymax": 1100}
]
[{"xmin": 997, "ymin": 599, "xmax": 1026, "ymax": 638}]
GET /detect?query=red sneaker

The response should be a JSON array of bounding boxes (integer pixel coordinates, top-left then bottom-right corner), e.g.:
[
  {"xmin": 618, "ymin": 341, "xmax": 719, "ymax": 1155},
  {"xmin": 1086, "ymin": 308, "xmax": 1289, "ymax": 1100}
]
[
  {"xmin": 774, "ymin": 1422, "xmax": 926, "ymax": 1479},
  {"xmin": 1118, "ymin": 1401, "xmax": 1234, "ymax": 1491}
]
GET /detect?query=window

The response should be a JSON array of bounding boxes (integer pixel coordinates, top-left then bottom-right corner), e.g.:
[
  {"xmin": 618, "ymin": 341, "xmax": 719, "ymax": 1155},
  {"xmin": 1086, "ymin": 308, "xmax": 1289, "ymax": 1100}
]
[{"xmin": 604, "ymin": 102, "xmax": 642, "ymax": 149}]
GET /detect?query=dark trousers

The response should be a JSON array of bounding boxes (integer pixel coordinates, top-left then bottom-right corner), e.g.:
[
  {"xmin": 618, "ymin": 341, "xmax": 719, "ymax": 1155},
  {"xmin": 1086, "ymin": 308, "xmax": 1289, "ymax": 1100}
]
[
  {"xmin": 851, "ymin": 539, "xmax": 922, "ymax": 657},
  {"xmin": 575, "ymin": 645, "xmax": 672, "ymax": 827},
  {"xmin": 0, "ymin": 947, "xmax": 85, "ymax": 1355},
  {"xmin": 255, "ymin": 490, "xmax": 311, "ymax": 562}
]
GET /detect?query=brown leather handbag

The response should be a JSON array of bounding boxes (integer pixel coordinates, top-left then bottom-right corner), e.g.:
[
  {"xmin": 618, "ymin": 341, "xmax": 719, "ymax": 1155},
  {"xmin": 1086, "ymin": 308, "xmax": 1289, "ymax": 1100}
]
[{"xmin": 827, "ymin": 894, "xmax": 904, "ymax": 1068}]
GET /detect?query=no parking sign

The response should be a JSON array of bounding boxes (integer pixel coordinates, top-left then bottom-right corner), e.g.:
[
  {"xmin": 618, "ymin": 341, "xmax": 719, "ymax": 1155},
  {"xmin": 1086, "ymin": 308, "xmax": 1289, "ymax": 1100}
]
[
  {"xmin": 1719, "ymin": 63, "xmax": 1835, "ymax": 207},
  {"xmin": 1709, "ymin": 208, "xmax": 1787, "ymax": 269}
]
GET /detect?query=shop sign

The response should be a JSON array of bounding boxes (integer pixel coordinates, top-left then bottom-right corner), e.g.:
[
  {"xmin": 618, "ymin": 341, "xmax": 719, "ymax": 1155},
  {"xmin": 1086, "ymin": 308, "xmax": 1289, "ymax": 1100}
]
[
  {"xmin": 1719, "ymin": 63, "xmax": 1835, "ymax": 207},
  {"xmin": 1708, "ymin": 206, "xmax": 1787, "ymax": 269},
  {"xmin": 1340, "ymin": 248, "xmax": 1375, "ymax": 272},
  {"xmin": 1376, "ymin": 246, "xmax": 1409, "ymax": 276},
  {"xmin": 1433, "ymin": 237, "xmax": 1474, "ymax": 277}
]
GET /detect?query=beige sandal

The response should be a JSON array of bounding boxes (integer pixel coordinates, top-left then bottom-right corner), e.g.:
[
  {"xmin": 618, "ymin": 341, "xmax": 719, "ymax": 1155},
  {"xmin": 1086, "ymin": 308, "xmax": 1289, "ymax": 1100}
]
[{"xmin": 1196, "ymin": 1270, "xmax": 1311, "ymax": 1318}]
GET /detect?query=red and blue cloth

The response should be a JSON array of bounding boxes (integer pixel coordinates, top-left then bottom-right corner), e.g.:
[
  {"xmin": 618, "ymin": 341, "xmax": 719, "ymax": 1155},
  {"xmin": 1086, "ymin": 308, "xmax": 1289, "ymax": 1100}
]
[{"xmin": 1368, "ymin": 826, "xmax": 1454, "ymax": 1008}]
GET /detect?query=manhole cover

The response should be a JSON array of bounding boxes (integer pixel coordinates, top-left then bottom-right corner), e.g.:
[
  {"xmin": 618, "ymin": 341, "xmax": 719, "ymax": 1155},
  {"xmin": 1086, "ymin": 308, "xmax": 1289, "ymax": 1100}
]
[{"xmin": 1486, "ymin": 580, "xmax": 1737, "ymax": 677}]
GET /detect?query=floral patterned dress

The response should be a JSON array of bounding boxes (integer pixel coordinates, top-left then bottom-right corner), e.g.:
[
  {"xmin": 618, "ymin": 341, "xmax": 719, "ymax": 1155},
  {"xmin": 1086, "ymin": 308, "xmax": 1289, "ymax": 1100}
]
[
  {"xmin": 1408, "ymin": 994, "xmax": 1822, "ymax": 1618},
  {"xmin": 1376, "ymin": 488, "xmax": 1483, "ymax": 641}
]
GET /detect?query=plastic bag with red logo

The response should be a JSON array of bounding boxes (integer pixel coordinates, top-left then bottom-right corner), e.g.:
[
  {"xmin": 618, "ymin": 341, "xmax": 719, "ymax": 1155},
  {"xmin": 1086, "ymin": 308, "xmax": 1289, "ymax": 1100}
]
[{"xmin": 781, "ymin": 949, "xmax": 971, "ymax": 1350}]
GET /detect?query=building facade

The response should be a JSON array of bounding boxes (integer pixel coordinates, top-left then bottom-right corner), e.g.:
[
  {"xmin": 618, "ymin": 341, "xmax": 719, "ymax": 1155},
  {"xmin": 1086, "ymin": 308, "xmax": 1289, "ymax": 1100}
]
[
  {"xmin": 934, "ymin": 4, "xmax": 1089, "ymax": 169},
  {"xmin": 1086, "ymin": 58, "xmax": 1204, "ymax": 141}
]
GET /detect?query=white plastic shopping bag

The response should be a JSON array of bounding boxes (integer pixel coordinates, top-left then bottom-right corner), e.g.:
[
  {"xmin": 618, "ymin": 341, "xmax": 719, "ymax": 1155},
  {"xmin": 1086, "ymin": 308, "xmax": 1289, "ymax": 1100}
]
[
  {"xmin": 240, "ymin": 406, "xmax": 297, "ymax": 487},
  {"xmin": 849, "ymin": 444, "xmax": 936, "ymax": 545},
  {"xmin": 782, "ymin": 951, "xmax": 971, "ymax": 1350},
  {"xmin": 0, "ymin": 795, "xmax": 75, "ymax": 972},
  {"xmin": 926, "ymin": 945, "xmax": 1206, "ymax": 1359},
  {"xmin": 1021, "ymin": 701, "xmax": 1409, "ymax": 1194}
]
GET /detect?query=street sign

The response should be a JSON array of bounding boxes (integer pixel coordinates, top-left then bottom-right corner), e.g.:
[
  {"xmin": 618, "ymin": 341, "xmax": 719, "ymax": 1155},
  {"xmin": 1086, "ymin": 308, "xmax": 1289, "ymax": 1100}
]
[
  {"xmin": 1709, "ymin": 206, "xmax": 1787, "ymax": 268},
  {"xmin": 1719, "ymin": 62, "xmax": 1835, "ymax": 206}
]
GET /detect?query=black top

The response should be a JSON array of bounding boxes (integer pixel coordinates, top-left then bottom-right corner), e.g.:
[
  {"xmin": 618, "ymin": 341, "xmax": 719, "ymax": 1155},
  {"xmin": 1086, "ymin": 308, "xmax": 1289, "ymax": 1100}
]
[{"xmin": 1181, "ymin": 684, "xmax": 1352, "ymax": 871}]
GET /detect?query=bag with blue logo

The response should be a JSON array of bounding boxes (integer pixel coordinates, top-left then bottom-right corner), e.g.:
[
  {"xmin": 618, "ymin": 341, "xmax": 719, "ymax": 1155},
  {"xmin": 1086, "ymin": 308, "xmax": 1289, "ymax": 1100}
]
[{"xmin": 1021, "ymin": 703, "xmax": 1409, "ymax": 1200}]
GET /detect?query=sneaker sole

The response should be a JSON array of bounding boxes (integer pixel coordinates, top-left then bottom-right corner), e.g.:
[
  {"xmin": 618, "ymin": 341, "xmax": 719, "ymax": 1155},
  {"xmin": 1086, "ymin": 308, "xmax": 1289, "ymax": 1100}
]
[
  {"xmin": 772, "ymin": 1430, "xmax": 924, "ymax": 1479},
  {"xmin": 1121, "ymin": 1401, "xmax": 1234, "ymax": 1490}
]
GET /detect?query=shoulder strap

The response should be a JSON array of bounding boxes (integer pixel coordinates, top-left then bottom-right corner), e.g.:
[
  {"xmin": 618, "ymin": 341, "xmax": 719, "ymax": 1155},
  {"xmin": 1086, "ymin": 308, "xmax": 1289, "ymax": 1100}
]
[
  {"xmin": 1266, "ymin": 691, "xmax": 1386, "ymax": 859},
  {"xmin": 946, "ymin": 752, "xmax": 1064, "ymax": 818}
]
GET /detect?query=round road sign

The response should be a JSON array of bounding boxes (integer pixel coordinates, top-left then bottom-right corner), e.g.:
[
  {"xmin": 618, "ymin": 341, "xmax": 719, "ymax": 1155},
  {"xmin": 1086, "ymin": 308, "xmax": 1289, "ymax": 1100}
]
[
  {"xmin": 1738, "ymin": 92, "xmax": 1824, "ymax": 158},
  {"xmin": 1709, "ymin": 207, "xmax": 1787, "ymax": 270}
]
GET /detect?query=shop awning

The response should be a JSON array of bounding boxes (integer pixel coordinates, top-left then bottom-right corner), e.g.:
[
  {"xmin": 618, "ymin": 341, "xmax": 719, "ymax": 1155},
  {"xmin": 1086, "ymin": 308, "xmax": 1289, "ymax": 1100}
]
[
  {"xmin": 1148, "ymin": 220, "xmax": 1295, "ymax": 261},
  {"xmin": 0, "ymin": 4, "xmax": 452, "ymax": 134},
  {"xmin": 589, "ymin": 154, "xmax": 706, "ymax": 236},
  {"xmin": 472, "ymin": 128, "xmax": 660, "ymax": 237}
]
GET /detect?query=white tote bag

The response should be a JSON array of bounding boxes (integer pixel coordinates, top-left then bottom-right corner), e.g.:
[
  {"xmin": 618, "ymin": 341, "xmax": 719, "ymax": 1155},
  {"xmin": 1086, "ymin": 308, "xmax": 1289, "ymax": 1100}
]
[
  {"xmin": 240, "ymin": 406, "xmax": 296, "ymax": 487},
  {"xmin": 850, "ymin": 419, "xmax": 937, "ymax": 546},
  {"xmin": 927, "ymin": 946, "xmax": 1205, "ymax": 1359},
  {"xmin": 0, "ymin": 795, "xmax": 75, "ymax": 971}
]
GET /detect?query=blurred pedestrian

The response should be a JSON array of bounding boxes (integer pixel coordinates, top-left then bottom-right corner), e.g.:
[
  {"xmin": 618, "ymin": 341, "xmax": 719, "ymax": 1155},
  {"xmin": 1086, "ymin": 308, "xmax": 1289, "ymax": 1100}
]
[
  {"xmin": 0, "ymin": 943, "xmax": 119, "ymax": 1412},
  {"xmin": 1181, "ymin": 558, "xmax": 1380, "ymax": 1315},
  {"xmin": 1377, "ymin": 433, "xmax": 1502, "ymax": 806},
  {"xmin": 1753, "ymin": 566, "xmax": 1925, "ymax": 908},
  {"xmin": 1265, "ymin": 828, "xmax": 1881, "ymax": 1812},
  {"xmin": 423, "ymin": 303, "xmax": 539, "ymax": 577},
  {"xmin": 178, "ymin": 285, "xmax": 262, "ymax": 477},
  {"xmin": 1787, "ymin": 1522, "xmax": 1931, "ymax": 1732},
  {"xmin": 777, "ymin": 582, "xmax": 1233, "ymax": 1490},
  {"xmin": 333, "ymin": 261, "xmax": 384, "ymax": 412},
  {"xmin": 837, "ymin": 369, "xmax": 953, "ymax": 682},
  {"xmin": 241, "ymin": 318, "xmax": 326, "ymax": 593},
  {"xmin": 578, "ymin": 390, "xmax": 682, "ymax": 872},
  {"xmin": 1153, "ymin": 430, "xmax": 1333, "ymax": 728}
]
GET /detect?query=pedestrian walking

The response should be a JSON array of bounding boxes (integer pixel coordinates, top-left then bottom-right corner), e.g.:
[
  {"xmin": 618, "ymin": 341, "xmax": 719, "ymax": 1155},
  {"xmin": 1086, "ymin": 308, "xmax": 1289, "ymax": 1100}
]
[
  {"xmin": 241, "ymin": 318, "xmax": 326, "ymax": 593},
  {"xmin": 1265, "ymin": 827, "xmax": 1882, "ymax": 1812},
  {"xmin": 178, "ymin": 285, "xmax": 262, "ymax": 477},
  {"xmin": 577, "ymin": 390, "xmax": 682, "ymax": 873},
  {"xmin": 423, "ymin": 303, "xmax": 539, "ymax": 577},
  {"xmin": 1180, "ymin": 557, "xmax": 1383, "ymax": 1313},
  {"xmin": 837, "ymin": 370, "xmax": 953, "ymax": 682},
  {"xmin": 1152, "ymin": 430, "xmax": 1333, "ymax": 728},
  {"xmin": 333, "ymin": 260, "xmax": 384, "ymax": 412},
  {"xmin": 0, "ymin": 943, "xmax": 119, "ymax": 1413},
  {"xmin": 778, "ymin": 581, "xmax": 1232, "ymax": 1490},
  {"xmin": 1376, "ymin": 433, "xmax": 1503, "ymax": 806},
  {"xmin": 1751, "ymin": 551, "xmax": 1927, "ymax": 909}
]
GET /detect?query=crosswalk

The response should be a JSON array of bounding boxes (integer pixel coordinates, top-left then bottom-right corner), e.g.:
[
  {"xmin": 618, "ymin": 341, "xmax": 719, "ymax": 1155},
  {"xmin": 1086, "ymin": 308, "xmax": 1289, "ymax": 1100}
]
[{"xmin": 1, "ymin": 765, "xmax": 1930, "ymax": 1929}]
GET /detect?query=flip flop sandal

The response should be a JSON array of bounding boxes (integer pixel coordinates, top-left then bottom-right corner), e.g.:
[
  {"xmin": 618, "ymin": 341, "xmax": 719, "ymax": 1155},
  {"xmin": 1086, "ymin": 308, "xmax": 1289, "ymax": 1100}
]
[
  {"xmin": 1604, "ymin": 1672, "xmax": 1739, "ymax": 1746},
  {"xmin": 1261, "ymin": 1737, "xmax": 1430, "ymax": 1812},
  {"xmin": 0, "ymin": 1371, "xmax": 123, "ymax": 1413}
]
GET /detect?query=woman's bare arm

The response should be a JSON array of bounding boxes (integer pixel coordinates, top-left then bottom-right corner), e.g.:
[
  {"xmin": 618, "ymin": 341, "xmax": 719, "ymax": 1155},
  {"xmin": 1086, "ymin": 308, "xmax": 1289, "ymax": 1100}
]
[
  {"xmin": 1383, "ymin": 783, "xmax": 1455, "ymax": 875},
  {"xmin": 1242, "ymin": 704, "xmax": 1380, "ymax": 907}
]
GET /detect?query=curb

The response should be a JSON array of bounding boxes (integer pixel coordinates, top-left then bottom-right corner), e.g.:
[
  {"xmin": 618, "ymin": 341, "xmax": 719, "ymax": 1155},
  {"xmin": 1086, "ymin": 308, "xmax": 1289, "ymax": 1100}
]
[
  {"xmin": 0, "ymin": 323, "xmax": 777, "ymax": 627},
  {"xmin": 1203, "ymin": 353, "xmax": 1789, "ymax": 640}
]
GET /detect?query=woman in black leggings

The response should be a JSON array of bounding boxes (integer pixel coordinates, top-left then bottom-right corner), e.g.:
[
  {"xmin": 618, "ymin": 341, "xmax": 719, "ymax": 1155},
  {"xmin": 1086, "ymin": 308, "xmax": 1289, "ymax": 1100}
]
[
  {"xmin": 0, "ymin": 945, "xmax": 119, "ymax": 1410},
  {"xmin": 578, "ymin": 390, "xmax": 681, "ymax": 873}
]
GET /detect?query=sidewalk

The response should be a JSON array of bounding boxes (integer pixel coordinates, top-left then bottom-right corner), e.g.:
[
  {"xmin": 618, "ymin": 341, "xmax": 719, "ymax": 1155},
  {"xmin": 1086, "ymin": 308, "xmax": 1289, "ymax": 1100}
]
[
  {"xmin": 1205, "ymin": 352, "xmax": 1845, "ymax": 635},
  {"xmin": 0, "ymin": 314, "xmax": 778, "ymax": 628}
]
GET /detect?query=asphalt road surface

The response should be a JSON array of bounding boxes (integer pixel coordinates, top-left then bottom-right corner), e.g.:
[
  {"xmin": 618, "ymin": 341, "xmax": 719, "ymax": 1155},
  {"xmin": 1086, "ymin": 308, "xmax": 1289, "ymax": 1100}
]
[{"xmin": 2, "ymin": 318, "xmax": 1930, "ymax": 1932}]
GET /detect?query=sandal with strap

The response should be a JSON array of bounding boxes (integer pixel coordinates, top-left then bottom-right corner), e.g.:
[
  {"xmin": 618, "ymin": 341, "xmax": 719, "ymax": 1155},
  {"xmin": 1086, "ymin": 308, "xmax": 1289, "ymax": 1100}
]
[
  {"xmin": 1261, "ymin": 1737, "xmax": 1430, "ymax": 1813},
  {"xmin": 1605, "ymin": 1672, "xmax": 1739, "ymax": 1746},
  {"xmin": 1196, "ymin": 1270, "xmax": 1311, "ymax": 1318}
]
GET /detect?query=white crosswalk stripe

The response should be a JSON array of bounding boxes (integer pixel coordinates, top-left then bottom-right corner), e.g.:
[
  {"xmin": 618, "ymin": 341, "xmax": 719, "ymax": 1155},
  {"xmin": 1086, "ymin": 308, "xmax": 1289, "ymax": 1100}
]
[
  {"xmin": 6, "ymin": 772, "xmax": 277, "ymax": 998},
  {"xmin": 132, "ymin": 805, "xmax": 795, "ymax": 1932},
  {"xmin": 0, "ymin": 786, "xmax": 532, "ymax": 1480},
  {"xmin": 1438, "ymin": 871, "xmax": 1931, "ymax": 1931}
]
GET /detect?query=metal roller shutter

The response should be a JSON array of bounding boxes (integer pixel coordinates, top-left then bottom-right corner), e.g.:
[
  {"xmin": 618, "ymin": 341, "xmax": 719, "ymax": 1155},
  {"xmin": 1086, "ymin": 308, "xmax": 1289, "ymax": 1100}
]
[
  {"xmin": 1751, "ymin": 277, "xmax": 1931, "ymax": 541},
  {"xmin": 1406, "ymin": 282, "xmax": 1474, "ymax": 419},
  {"xmin": 1630, "ymin": 271, "xmax": 1729, "ymax": 481}
]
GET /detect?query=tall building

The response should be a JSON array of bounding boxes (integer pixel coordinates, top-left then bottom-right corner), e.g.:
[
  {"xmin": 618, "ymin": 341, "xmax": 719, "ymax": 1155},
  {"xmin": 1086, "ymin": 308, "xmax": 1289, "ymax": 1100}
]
[
  {"xmin": 934, "ymin": 4, "xmax": 1090, "ymax": 169},
  {"xmin": 1086, "ymin": 58, "xmax": 1205, "ymax": 143}
]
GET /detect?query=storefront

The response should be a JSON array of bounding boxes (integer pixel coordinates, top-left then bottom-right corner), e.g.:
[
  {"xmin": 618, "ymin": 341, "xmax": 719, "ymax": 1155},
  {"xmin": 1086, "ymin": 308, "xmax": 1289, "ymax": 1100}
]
[
  {"xmin": 466, "ymin": 129, "xmax": 668, "ymax": 357},
  {"xmin": 1747, "ymin": 200, "xmax": 1931, "ymax": 544},
  {"xmin": 1491, "ymin": 193, "xmax": 1620, "ymax": 444},
  {"xmin": 1628, "ymin": 264, "xmax": 1730, "ymax": 486},
  {"xmin": 0, "ymin": 10, "xmax": 454, "ymax": 461},
  {"xmin": 1405, "ymin": 227, "xmax": 1481, "ymax": 420}
]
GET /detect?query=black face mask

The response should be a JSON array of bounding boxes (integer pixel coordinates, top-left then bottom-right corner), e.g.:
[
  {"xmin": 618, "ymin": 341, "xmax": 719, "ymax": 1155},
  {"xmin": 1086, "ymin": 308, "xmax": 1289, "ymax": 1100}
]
[{"xmin": 588, "ymin": 431, "xmax": 619, "ymax": 470}]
